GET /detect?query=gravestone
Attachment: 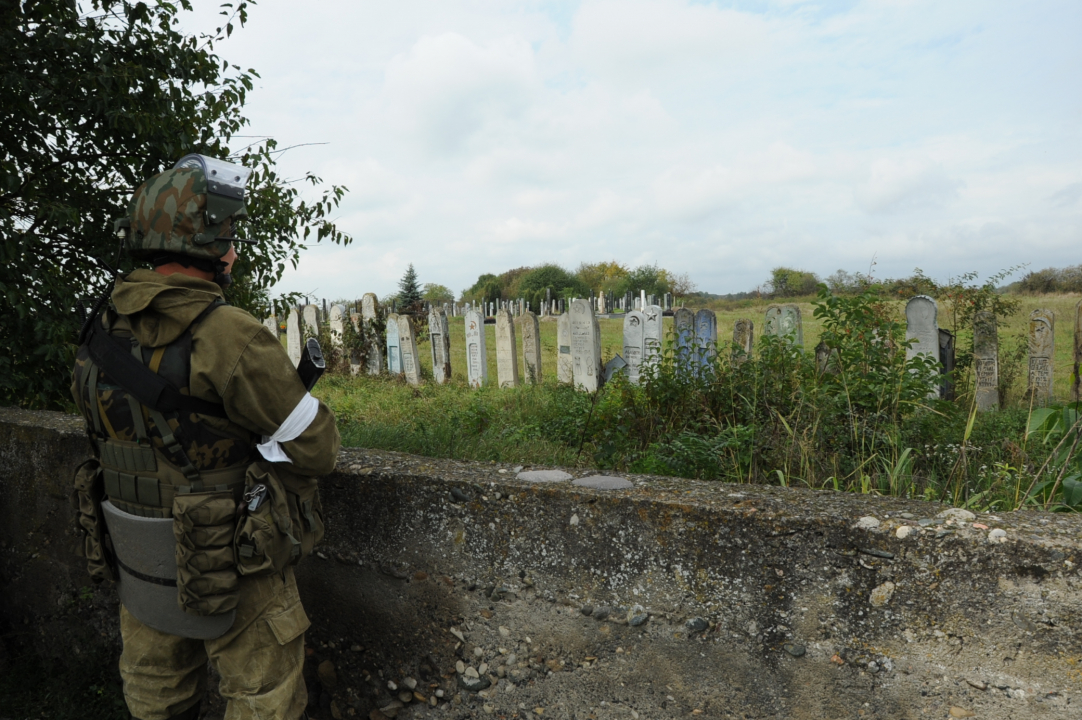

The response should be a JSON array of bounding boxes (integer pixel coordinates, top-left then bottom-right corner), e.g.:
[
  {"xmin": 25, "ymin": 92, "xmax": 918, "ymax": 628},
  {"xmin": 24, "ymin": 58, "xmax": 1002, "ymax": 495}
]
[
  {"xmin": 598, "ymin": 292, "xmax": 606, "ymax": 315},
  {"xmin": 263, "ymin": 315, "xmax": 278, "ymax": 339},
  {"xmin": 643, "ymin": 305, "xmax": 663, "ymax": 368},
  {"xmin": 570, "ymin": 299, "xmax": 602, "ymax": 392},
  {"xmin": 1074, "ymin": 301, "xmax": 1082, "ymax": 402},
  {"xmin": 495, "ymin": 309, "xmax": 520, "ymax": 388},
  {"xmin": 764, "ymin": 304, "xmax": 803, "ymax": 347},
  {"xmin": 1028, "ymin": 309, "xmax": 1055, "ymax": 405},
  {"xmin": 361, "ymin": 293, "xmax": 383, "ymax": 375},
  {"xmin": 349, "ymin": 313, "xmax": 363, "ymax": 376},
  {"xmin": 732, "ymin": 319, "xmax": 753, "ymax": 364},
  {"xmin": 974, "ymin": 312, "xmax": 998, "ymax": 411},
  {"xmin": 429, "ymin": 307, "xmax": 451, "ymax": 384},
  {"xmin": 286, "ymin": 308, "xmax": 302, "ymax": 367},
  {"xmin": 397, "ymin": 314, "xmax": 421, "ymax": 386},
  {"xmin": 694, "ymin": 309, "xmax": 717, "ymax": 373},
  {"xmin": 905, "ymin": 296, "xmax": 940, "ymax": 399},
  {"xmin": 938, "ymin": 329, "xmax": 956, "ymax": 401},
  {"xmin": 302, "ymin": 304, "xmax": 320, "ymax": 339},
  {"xmin": 623, "ymin": 311, "xmax": 645, "ymax": 384},
  {"xmin": 521, "ymin": 311, "xmax": 542, "ymax": 384},
  {"xmin": 385, "ymin": 313, "xmax": 402, "ymax": 375},
  {"xmin": 673, "ymin": 308, "xmax": 694, "ymax": 368},
  {"xmin": 465, "ymin": 309, "xmax": 488, "ymax": 388},
  {"xmin": 557, "ymin": 312, "xmax": 573, "ymax": 384},
  {"xmin": 329, "ymin": 304, "xmax": 345, "ymax": 349}
]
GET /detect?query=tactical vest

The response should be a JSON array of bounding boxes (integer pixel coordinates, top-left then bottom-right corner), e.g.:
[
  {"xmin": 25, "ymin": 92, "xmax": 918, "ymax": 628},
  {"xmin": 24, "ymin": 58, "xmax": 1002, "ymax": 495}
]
[{"xmin": 72, "ymin": 302, "xmax": 254, "ymax": 517}]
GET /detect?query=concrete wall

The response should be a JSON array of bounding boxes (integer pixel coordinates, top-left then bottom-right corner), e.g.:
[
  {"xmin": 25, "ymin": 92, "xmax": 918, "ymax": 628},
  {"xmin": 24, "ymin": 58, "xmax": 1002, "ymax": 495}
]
[{"xmin": 2, "ymin": 406, "xmax": 1080, "ymax": 719}]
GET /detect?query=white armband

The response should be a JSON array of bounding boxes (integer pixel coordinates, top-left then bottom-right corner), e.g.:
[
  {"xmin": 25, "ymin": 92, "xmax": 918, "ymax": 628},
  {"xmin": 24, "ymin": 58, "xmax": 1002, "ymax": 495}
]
[{"xmin": 257, "ymin": 392, "xmax": 319, "ymax": 464}]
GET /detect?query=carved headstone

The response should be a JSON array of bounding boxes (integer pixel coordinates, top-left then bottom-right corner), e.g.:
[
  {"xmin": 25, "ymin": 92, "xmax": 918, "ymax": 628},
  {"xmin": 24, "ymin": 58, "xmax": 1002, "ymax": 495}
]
[
  {"xmin": 263, "ymin": 315, "xmax": 278, "ymax": 339},
  {"xmin": 397, "ymin": 314, "xmax": 420, "ymax": 386},
  {"xmin": 904, "ymin": 296, "xmax": 940, "ymax": 399},
  {"xmin": 302, "ymin": 304, "xmax": 320, "ymax": 339},
  {"xmin": 570, "ymin": 299, "xmax": 602, "ymax": 392},
  {"xmin": 361, "ymin": 293, "xmax": 383, "ymax": 375},
  {"xmin": 694, "ymin": 309, "xmax": 717, "ymax": 373},
  {"xmin": 623, "ymin": 311, "xmax": 645, "ymax": 384},
  {"xmin": 643, "ymin": 305, "xmax": 663, "ymax": 369},
  {"xmin": 557, "ymin": 312, "xmax": 573, "ymax": 384},
  {"xmin": 385, "ymin": 313, "xmax": 402, "ymax": 375},
  {"xmin": 974, "ymin": 312, "xmax": 998, "ymax": 411},
  {"xmin": 1028, "ymin": 309, "xmax": 1055, "ymax": 405},
  {"xmin": 349, "ymin": 313, "xmax": 363, "ymax": 376},
  {"xmin": 429, "ymin": 307, "xmax": 451, "ymax": 384},
  {"xmin": 520, "ymin": 311, "xmax": 542, "ymax": 384},
  {"xmin": 673, "ymin": 308, "xmax": 694, "ymax": 368},
  {"xmin": 495, "ymin": 309, "xmax": 520, "ymax": 388},
  {"xmin": 764, "ymin": 304, "xmax": 803, "ymax": 347},
  {"xmin": 939, "ymin": 329, "xmax": 956, "ymax": 401},
  {"xmin": 732, "ymin": 319, "xmax": 753, "ymax": 364},
  {"xmin": 286, "ymin": 308, "xmax": 302, "ymax": 367},
  {"xmin": 465, "ymin": 309, "xmax": 488, "ymax": 389},
  {"xmin": 328, "ymin": 304, "xmax": 345, "ymax": 349}
]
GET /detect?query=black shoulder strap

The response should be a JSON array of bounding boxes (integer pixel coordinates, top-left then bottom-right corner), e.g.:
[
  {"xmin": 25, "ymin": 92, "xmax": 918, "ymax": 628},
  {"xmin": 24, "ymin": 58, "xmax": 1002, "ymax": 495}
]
[{"xmin": 84, "ymin": 308, "xmax": 230, "ymax": 420}]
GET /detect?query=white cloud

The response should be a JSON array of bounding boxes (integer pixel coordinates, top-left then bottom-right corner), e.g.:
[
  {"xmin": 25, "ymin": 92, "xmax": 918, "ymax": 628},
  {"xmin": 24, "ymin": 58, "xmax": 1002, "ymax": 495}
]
[{"xmin": 855, "ymin": 158, "xmax": 962, "ymax": 215}]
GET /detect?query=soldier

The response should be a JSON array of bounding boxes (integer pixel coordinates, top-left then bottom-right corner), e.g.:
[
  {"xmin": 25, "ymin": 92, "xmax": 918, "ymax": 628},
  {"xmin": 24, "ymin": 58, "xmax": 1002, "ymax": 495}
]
[{"xmin": 70, "ymin": 154, "xmax": 339, "ymax": 720}]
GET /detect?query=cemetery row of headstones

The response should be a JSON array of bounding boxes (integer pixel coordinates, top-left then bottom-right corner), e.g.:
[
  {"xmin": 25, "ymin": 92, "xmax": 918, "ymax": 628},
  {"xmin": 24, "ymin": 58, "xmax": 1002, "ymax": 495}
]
[{"xmin": 266, "ymin": 293, "xmax": 1066, "ymax": 408}]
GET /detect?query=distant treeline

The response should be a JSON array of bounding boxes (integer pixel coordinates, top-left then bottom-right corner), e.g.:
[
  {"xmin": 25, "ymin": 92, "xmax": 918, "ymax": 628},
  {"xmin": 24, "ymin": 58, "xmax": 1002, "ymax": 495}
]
[
  {"xmin": 459, "ymin": 261, "xmax": 696, "ymax": 308},
  {"xmin": 1008, "ymin": 266, "xmax": 1082, "ymax": 294}
]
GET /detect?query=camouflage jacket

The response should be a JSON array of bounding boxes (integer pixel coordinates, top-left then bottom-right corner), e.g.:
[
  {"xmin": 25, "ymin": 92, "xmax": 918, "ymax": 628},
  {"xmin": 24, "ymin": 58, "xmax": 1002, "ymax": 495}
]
[{"xmin": 71, "ymin": 269, "xmax": 340, "ymax": 482}]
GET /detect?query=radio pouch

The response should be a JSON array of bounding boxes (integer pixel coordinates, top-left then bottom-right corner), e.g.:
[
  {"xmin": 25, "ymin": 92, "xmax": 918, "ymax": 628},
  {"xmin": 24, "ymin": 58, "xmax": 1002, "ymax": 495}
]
[
  {"xmin": 234, "ymin": 462, "xmax": 324, "ymax": 576},
  {"xmin": 71, "ymin": 458, "xmax": 116, "ymax": 584}
]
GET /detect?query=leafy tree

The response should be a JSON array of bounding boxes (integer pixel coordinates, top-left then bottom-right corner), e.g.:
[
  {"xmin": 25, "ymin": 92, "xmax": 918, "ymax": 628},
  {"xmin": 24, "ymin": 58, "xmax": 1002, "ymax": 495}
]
[
  {"xmin": 768, "ymin": 267, "xmax": 819, "ymax": 297},
  {"xmin": 619, "ymin": 264, "xmax": 671, "ymax": 298},
  {"xmin": 422, "ymin": 282, "xmax": 454, "ymax": 303},
  {"xmin": 517, "ymin": 264, "xmax": 588, "ymax": 299},
  {"xmin": 397, "ymin": 263, "xmax": 423, "ymax": 309},
  {"xmin": 575, "ymin": 260, "xmax": 628, "ymax": 295},
  {"xmin": 1, "ymin": 0, "xmax": 350, "ymax": 409}
]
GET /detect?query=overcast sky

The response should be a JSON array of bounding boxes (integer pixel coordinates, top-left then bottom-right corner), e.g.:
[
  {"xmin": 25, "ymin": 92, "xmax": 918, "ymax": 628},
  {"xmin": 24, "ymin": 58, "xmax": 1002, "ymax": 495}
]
[{"xmin": 185, "ymin": 0, "xmax": 1081, "ymax": 300}]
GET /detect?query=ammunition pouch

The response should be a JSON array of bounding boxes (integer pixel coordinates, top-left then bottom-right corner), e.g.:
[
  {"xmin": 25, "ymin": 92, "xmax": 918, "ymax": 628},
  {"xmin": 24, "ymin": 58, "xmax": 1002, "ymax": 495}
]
[
  {"xmin": 234, "ymin": 462, "xmax": 324, "ymax": 577},
  {"xmin": 173, "ymin": 490, "xmax": 241, "ymax": 617},
  {"xmin": 71, "ymin": 458, "xmax": 116, "ymax": 584}
]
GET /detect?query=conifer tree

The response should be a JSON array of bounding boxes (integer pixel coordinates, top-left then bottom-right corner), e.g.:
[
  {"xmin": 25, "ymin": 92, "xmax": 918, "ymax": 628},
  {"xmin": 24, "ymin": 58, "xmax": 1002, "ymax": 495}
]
[{"xmin": 397, "ymin": 263, "xmax": 424, "ymax": 310}]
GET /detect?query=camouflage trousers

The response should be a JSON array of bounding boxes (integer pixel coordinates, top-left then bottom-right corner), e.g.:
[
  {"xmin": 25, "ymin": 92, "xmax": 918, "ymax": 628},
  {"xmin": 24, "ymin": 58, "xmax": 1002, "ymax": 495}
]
[{"xmin": 119, "ymin": 568, "xmax": 309, "ymax": 720}]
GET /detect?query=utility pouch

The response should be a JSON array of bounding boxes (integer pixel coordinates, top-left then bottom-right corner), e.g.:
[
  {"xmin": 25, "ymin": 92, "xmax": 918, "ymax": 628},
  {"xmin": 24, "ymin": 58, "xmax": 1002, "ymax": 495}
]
[
  {"xmin": 173, "ymin": 491, "xmax": 239, "ymax": 616},
  {"xmin": 234, "ymin": 462, "xmax": 324, "ymax": 576},
  {"xmin": 71, "ymin": 458, "xmax": 116, "ymax": 584}
]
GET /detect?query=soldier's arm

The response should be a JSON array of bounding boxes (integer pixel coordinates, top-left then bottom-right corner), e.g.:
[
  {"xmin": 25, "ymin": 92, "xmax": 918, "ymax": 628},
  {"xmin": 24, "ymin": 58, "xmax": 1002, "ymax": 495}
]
[{"xmin": 194, "ymin": 308, "xmax": 340, "ymax": 476}]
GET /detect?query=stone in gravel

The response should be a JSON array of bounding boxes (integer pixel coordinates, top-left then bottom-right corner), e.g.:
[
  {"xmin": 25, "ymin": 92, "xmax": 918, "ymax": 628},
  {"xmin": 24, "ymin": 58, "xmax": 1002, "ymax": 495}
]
[
  {"xmin": 593, "ymin": 606, "xmax": 611, "ymax": 620},
  {"xmin": 896, "ymin": 525, "xmax": 916, "ymax": 539},
  {"xmin": 627, "ymin": 605, "xmax": 649, "ymax": 626},
  {"xmin": 449, "ymin": 627, "xmax": 465, "ymax": 642},
  {"xmin": 949, "ymin": 707, "xmax": 975, "ymax": 718},
  {"xmin": 458, "ymin": 675, "xmax": 492, "ymax": 692},
  {"xmin": 580, "ymin": 605, "xmax": 594, "ymax": 616},
  {"xmin": 499, "ymin": 626, "xmax": 511, "ymax": 637},
  {"xmin": 685, "ymin": 617, "xmax": 709, "ymax": 633},
  {"xmin": 935, "ymin": 529, "xmax": 954, "ymax": 539},
  {"xmin": 450, "ymin": 488, "xmax": 470, "ymax": 503},
  {"xmin": 918, "ymin": 518, "xmax": 937, "ymax": 527},
  {"xmin": 854, "ymin": 516, "xmax": 880, "ymax": 530},
  {"xmin": 455, "ymin": 660, "xmax": 465, "ymax": 674},
  {"xmin": 966, "ymin": 678, "xmax": 988, "ymax": 690},
  {"xmin": 403, "ymin": 677, "xmax": 417, "ymax": 690},
  {"xmin": 387, "ymin": 680, "xmax": 397, "ymax": 691},
  {"xmin": 869, "ymin": 581, "xmax": 896, "ymax": 608},
  {"xmin": 465, "ymin": 667, "xmax": 480, "ymax": 679},
  {"xmin": 378, "ymin": 700, "xmax": 403, "ymax": 718},
  {"xmin": 572, "ymin": 475, "xmax": 633, "ymax": 490},
  {"xmin": 517, "ymin": 470, "xmax": 573, "ymax": 483},
  {"xmin": 398, "ymin": 691, "xmax": 413, "ymax": 703},
  {"xmin": 900, "ymin": 512, "xmax": 916, "ymax": 519},
  {"xmin": 479, "ymin": 662, "xmax": 489, "ymax": 675},
  {"xmin": 318, "ymin": 660, "xmax": 338, "ymax": 690},
  {"xmin": 783, "ymin": 643, "xmax": 806, "ymax": 657},
  {"xmin": 1012, "ymin": 611, "xmax": 1038, "ymax": 633},
  {"xmin": 369, "ymin": 710, "xmax": 390, "ymax": 720},
  {"xmin": 938, "ymin": 508, "xmax": 976, "ymax": 522},
  {"xmin": 989, "ymin": 528, "xmax": 1007, "ymax": 543},
  {"xmin": 351, "ymin": 644, "xmax": 362, "ymax": 652}
]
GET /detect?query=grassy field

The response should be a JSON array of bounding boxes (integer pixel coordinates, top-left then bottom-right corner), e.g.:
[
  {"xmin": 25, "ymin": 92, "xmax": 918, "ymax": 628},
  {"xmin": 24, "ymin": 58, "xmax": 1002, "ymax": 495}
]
[{"xmin": 382, "ymin": 294, "xmax": 1081, "ymax": 400}]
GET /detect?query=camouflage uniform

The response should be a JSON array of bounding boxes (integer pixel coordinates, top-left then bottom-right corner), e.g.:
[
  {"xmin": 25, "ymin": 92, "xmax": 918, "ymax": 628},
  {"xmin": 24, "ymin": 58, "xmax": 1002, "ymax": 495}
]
[{"xmin": 71, "ymin": 159, "xmax": 339, "ymax": 720}]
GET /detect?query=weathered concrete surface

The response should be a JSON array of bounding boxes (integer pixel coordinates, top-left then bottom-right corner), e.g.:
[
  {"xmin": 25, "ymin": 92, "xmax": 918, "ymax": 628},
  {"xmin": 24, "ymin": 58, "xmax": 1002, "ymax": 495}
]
[{"xmin": 2, "ymin": 407, "xmax": 1081, "ymax": 719}]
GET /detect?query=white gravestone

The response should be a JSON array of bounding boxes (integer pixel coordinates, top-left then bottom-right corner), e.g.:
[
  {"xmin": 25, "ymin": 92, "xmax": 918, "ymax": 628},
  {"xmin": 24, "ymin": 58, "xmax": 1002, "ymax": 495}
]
[
  {"xmin": 570, "ymin": 299, "xmax": 602, "ymax": 392},
  {"xmin": 521, "ymin": 311, "xmax": 542, "ymax": 384},
  {"xmin": 429, "ymin": 307, "xmax": 451, "ymax": 384},
  {"xmin": 328, "ymin": 304, "xmax": 345, "ymax": 349},
  {"xmin": 465, "ymin": 309, "xmax": 488, "ymax": 388},
  {"xmin": 694, "ymin": 309, "xmax": 717, "ymax": 373},
  {"xmin": 397, "ymin": 314, "xmax": 421, "ymax": 386},
  {"xmin": 349, "ymin": 313, "xmax": 363, "ymax": 376},
  {"xmin": 732, "ymin": 319, "xmax": 753, "ymax": 364},
  {"xmin": 673, "ymin": 308, "xmax": 694, "ymax": 368},
  {"xmin": 302, "ymin": 304, "xmax": 320, "ymax": 339},
  {"xmin": 623, "ymin": 310, "xmax": 645, "ymax": 384},
  {"xmin": 905, "ymin": 296, "xmax": 940, "ymax": 399},
  {"xmin": 765, "ymin": 304, "xmax": 804, "ymax": 347},
  {"xmin": 495, "ymin": 309, "xmax": 520, "ymax": 388},
  {"xmin": 386, "ymin": 313, "xmax": 402, "ymax": 375},
  {"xmin": 643, "ymin": 305, "xmax": 663, "ymax": 369},
  {"xmin": 286, "ymin": 308, "xmax": 302, "ymax": 367},
  {"xmin": 361, "ymin": 293, "xmax": 383, "ymax": 375},
  {"xmin": 1028, "ymin": 309, "xmax": 1055, "ymax": 406},
  {"xmin": 263, "ymin": 315, "xmax": 278, "ymax": 339},
  {"xmin": 974, "ymin": 311, "xmax": 998, "ymax": 411},
  {"xmin": 557, "ymin": 312, "xmax": 573, "ymax": 384}
]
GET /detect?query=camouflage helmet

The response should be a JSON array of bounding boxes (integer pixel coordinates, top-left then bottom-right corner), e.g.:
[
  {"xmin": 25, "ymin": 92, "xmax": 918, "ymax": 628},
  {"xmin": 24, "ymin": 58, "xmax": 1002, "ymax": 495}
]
[{"xmin": 123, "ymin": 154, "xmax": 255, "ymax": 261}]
